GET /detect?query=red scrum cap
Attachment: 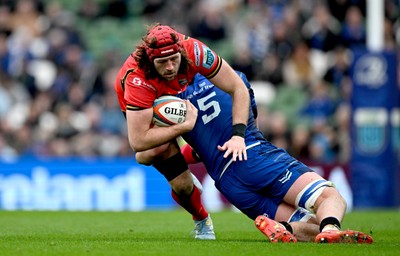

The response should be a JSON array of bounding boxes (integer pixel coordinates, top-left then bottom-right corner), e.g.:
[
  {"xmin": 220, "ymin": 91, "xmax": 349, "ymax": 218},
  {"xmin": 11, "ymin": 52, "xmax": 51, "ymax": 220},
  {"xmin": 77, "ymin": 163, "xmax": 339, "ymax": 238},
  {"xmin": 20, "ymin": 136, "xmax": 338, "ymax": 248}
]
[{"xmin": 144, "ymin": 25, "xmax": 182, "ymax": 62}]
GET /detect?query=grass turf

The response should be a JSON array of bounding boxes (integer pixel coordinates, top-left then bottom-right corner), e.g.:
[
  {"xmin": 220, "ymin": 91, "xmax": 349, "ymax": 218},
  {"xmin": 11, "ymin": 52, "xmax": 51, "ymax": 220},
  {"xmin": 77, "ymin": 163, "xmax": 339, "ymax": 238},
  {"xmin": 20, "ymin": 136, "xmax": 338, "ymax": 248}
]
[{"xmin": 0, "ymin": 210, "xmax": 399, "ymax": 256}]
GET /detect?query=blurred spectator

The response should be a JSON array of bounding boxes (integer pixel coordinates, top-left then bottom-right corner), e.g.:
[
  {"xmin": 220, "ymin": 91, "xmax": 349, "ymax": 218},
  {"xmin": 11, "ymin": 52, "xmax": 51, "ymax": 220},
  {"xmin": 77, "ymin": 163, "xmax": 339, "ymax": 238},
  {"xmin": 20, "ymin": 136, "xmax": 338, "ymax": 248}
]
[
  {"xmin": 9, "ymin": 0, "xmax": 43, "ymax": 38},
  {"xmin": 0, "ymin": 74, "xmax": 13, "ymax": 118},
  {"xmin": 189, "ymin": 6, "xmax": 227, "ymax": 41},
  {"xmin": 302, "ymin": 4, "xmax": 341, "ymax": 52},
  {"xmin": 0, "ymin": 4, "xmax": 12, "ymax": 35},
  {"xmin": 103, "ymin": 0, "xmax": 128, "ymax": 19},
  {"xmin": 339, "ymin": 5, "xmax": 366, "ymax": 48},
  {"xmin": 241, "ymin": 5, "xmax": 271, "ymax": 62},
  {"xmin": 99, "ymin": 91, "xmax": 126, "ymax": 134},
  {"xmin": 269, "ymin": 19, "xmax": 293, "ymax": 63},
  {"xmin": 78, "ymin": 0, "xmax": 101, "ymax": 20},
  {"xmin": 12, "ymin": 124, "xmax": 33, "ymax": 155},
  {"xmin": 300, "ymin": 79, "xmax": 338, "ymax": 123},
  {"xmin": 71, "ymin": 131, "xmax": 98, "ymax": 157},
  {"xmin": 264, "ymin": 111, "xmax": 290, "ymax": 150},
  {"xmin": 327, "ymin": 0, "xmax": 353, "ymax": 22},
  {"xmin": 0, "ymin": 72, "xmax": 30, "ymax": 123},
  {"xmin": 0, "ymin": 32, "xmax": 11, "ymax": 75},
  {"xmin": 288, "ymin": 124, "xmax": 311, "ymax": 161},
  {"xmin": 282, "ymin": 4, "xmax": 304, "ymax": 42},
  {"xmin": 255, "ymin": 105, "xmax": 271, "ymax": 137},
  {"xmin": 333, "ymin": 102, "xmax": 352, "ymax": 163},
  {"xmin": 0, "ymin": 133, "xmax": 17, "ymax": 161},
  {"xmin": 230, "ymin": 47, "xmax": 255, "ymax": 81},
  {"xmin": 282, "ymin": 41, "xmax": 318, "ymax": 88},
  {"xmin": 67, "ymin": 82, "xmax": 87, "ymax": 110},
  {"xmin": 383, "ymin": 17, "xmax": 397, "ymax": 50},
  {"xmin": 323, "ymin": 45, "xmax": 352, "ymax": 101},
  {"xmin": 308, "ymin": 120, "xmax": 339, "ymax": 164},
  {"xmin": 54, "ymin": 102, "xmax": 78, "ymax": 139},
  {"xmin": 256, "ymin": 53, "xmax": 284, "ymax": 86},
  {"xmin": 48, "ymin": 137, "xmax": 71, "ymax": 157},
  {"xmin": 141, "ymin": 0, "xmax": 167, "ymax": 16},
  {"xmin": 323, "ymin": 46, "xmax": 350, "ymax": 87}
]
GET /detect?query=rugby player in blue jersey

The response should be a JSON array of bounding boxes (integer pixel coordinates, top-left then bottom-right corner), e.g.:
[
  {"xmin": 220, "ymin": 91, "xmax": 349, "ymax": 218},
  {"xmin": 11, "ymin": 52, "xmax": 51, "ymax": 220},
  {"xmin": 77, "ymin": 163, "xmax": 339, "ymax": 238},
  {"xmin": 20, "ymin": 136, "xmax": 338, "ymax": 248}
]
[{"xmin": 139, "ymin": 71, "xmax": 373, "ymax": 243}]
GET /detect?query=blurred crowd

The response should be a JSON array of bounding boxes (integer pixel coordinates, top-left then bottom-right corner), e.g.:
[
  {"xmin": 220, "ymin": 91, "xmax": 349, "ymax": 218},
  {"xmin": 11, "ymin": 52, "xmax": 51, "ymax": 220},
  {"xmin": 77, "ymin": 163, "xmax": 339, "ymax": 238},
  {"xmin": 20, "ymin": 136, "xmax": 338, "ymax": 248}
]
[{"xmin": 0, "ymin": 0, "xmax": 399, "ymax": 164}]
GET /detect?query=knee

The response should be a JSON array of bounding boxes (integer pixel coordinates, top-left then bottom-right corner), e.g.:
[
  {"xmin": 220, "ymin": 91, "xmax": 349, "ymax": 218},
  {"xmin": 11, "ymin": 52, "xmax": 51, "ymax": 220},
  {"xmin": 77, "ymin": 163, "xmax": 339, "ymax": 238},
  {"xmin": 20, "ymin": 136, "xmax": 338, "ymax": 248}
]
[
  {"xmin": 318, "ymin": 187, "xmax": 347, "ymax": 210},
  {"xmin": 135, "ymin": 143, "xmax": 172, "ymax": 165},
  {"xmin": 135, "ymin": 152, "xmax": 152, "ymax": 165},
  {"xmin": 324, "ymin": 187, "xmax": 347, "ymax": 209}
]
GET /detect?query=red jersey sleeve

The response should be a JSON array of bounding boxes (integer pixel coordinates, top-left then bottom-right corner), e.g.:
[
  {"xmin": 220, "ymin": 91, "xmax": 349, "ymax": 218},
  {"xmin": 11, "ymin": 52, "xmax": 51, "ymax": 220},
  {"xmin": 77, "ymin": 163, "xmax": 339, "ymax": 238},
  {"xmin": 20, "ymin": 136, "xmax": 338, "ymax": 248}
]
[
  {"xmin": 124, "ymin": 71, "xmax": 158, "ymax": 110},
  {"xmin": 181, "ymin": 36, "xmax": 222, "ymax": 80},
  {"xmin": 114, "ymin": 56, "xmax": 156, "ymax": 111}
]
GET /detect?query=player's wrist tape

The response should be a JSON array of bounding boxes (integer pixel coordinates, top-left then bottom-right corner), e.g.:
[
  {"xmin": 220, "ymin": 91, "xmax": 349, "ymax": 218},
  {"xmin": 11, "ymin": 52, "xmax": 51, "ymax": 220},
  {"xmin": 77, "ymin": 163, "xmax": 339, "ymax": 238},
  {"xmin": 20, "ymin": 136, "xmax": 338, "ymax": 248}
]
[{"xmin": 232, "ymin": 123, "xmax": 246, "ymax": 138}]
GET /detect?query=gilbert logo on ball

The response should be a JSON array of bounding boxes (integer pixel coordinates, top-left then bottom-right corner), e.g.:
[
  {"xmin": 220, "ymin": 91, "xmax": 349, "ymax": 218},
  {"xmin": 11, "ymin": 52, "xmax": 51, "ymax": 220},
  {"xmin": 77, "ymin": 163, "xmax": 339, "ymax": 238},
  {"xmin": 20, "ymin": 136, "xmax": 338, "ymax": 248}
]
[{"xmin": 153, "ymin": 95, "xmax": 187, "ymax": 127}]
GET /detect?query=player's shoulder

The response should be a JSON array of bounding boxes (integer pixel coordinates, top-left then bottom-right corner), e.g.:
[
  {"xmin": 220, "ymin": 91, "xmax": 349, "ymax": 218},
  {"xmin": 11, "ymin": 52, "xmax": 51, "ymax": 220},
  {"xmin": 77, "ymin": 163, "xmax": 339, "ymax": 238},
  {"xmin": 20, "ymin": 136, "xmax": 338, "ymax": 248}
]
[
  {"xmin": 118, "ymin": 55, "xmax": 139, "ymax": 73},
  {"xmin": 181, "ymin": 35, "xmax": 214, "ymax": 62},
  {"xmin": 180, "ymin": 35, "xmax": 200, "ymax": 54},
  {"xmin": 180, "ymin": 35, "xmax": 210, "ymax": 52}
]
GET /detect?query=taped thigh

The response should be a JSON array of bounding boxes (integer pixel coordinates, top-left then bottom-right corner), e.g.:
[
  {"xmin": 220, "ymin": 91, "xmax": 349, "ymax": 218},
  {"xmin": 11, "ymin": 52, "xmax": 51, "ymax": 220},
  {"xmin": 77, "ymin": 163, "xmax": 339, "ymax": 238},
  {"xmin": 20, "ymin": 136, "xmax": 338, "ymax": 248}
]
[{"xmin": 295, "ymin": 179, "xmax": 334, "ymax": 213}]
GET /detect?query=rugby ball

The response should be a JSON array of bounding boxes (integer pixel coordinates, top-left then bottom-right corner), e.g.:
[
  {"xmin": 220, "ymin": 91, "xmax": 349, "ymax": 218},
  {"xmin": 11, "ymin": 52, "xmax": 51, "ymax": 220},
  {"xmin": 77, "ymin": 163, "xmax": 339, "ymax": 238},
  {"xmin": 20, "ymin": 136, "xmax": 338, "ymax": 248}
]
[{"xmin": 152, "ymin": 95, "xmax": 186, "ymax": 127}]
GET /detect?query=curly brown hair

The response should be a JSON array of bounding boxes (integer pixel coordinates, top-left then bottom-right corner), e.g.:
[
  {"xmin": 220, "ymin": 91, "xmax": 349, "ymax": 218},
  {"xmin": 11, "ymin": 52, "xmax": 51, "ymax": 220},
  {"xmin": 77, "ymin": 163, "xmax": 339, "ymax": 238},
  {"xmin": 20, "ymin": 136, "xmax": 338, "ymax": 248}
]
[{"xmin": 134, "ymin": 23, "xmax": 192, "ymax": 80}]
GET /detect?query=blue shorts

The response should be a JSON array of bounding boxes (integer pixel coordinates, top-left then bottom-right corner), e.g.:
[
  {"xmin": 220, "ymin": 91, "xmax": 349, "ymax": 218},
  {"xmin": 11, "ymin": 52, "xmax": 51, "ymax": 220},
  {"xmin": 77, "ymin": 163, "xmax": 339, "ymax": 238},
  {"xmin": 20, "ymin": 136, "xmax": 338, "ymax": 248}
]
[{"xmin": 216, "ymin": 141, "xmax": 311, "ymax": 220}]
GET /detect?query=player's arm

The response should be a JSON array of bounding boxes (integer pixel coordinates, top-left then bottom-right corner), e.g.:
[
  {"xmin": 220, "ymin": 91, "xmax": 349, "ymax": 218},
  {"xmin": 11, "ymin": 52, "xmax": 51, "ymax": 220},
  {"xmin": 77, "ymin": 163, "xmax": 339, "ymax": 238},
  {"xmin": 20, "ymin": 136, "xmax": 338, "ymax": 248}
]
[
  {"xmin": 209, "ymin": 59, "xmax": 250, "ymax": 127},
  {"xmin": 126, "ymin": 100, "xmax": 198, "ymax": 152},
  {"xmin": 240, "ymin": 71, "xmax": 259, "ymax": 128},
  {"xmin": 209, "ymin": 60, "xmax": 250, "ymax": 161},
  {"xmin": 192, "ymin": 40, "xmax": 249, "ymax": 129}
]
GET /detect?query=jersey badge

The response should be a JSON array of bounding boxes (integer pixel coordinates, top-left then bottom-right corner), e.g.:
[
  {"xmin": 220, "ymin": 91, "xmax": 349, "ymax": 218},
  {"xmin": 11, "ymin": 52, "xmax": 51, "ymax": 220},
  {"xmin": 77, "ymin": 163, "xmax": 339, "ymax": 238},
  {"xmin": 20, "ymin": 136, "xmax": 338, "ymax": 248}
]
[
  {"xmin": 202, "ymin": 46, "xmax": 215, "ymax": 69},
  {"xmin": 194, "ymin": 42, "xmax": 200, "ymax": 66}
]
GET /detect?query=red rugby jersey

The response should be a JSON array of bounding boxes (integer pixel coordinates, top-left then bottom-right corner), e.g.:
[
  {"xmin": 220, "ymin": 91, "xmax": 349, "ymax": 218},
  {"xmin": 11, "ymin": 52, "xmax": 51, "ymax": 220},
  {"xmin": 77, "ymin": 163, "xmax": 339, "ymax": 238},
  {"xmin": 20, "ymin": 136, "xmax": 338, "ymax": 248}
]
[{"xmin": 114, "ymin": 34, "xmax": 222, "ymax": 113}]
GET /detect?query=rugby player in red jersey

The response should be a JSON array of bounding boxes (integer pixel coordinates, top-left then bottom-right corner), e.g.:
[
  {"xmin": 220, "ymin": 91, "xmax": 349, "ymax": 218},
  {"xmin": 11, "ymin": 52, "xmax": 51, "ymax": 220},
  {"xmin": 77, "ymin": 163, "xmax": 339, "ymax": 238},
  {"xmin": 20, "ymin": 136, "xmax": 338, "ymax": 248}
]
[{"xmin": 114, "ymin": 23, "xmax": 250, "ymax": 239}]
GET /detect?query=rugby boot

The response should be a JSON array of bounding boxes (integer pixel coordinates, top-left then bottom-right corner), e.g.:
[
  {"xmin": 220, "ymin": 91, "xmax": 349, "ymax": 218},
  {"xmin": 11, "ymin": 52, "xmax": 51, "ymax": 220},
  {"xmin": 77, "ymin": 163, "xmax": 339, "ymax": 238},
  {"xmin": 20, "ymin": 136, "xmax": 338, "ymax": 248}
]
[
  {"xmin": 315, "ymin": 229, "xmax": 373, "ymax": 244},
  {"xmin": 255, "ymin": 215, "xmax": 297, "ymax": 243},
  {"xmin": 192, "ymin": 215, "xmax": 216, "ymax": 240}
]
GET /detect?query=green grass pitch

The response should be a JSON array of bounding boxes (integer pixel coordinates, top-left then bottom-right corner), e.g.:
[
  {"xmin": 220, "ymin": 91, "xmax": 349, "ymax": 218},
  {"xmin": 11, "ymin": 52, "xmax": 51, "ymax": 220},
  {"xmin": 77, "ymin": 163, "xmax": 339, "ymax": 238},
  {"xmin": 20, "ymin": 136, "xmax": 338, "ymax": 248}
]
[{"xmin": 0, "ymin": 210, "xmax": 399, "ymax": 256}]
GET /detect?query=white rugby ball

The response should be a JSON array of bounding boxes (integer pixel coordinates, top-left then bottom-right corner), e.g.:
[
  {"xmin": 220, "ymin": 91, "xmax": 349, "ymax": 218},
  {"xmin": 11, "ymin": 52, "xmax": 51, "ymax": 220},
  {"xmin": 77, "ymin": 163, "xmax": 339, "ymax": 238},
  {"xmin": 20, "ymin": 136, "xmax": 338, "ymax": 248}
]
[{"xmin": 152, "ymin": 95, "xmax": 186, "ymax": 127}]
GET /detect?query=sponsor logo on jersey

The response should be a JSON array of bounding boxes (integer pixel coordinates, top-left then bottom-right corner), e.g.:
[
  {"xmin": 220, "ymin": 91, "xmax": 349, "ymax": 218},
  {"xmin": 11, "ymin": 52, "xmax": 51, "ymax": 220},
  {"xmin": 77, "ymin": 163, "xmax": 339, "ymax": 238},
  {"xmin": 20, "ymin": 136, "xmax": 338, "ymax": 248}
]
[
  {"xmin": 194, "ymin": 42, "xmax": 200, "ymax": 66},
  {"xmin": 202, "ymin": 46, "xmax": 215, "ymax": 69},
  {"xmin": 132, "ymin": 77, "xmax": 142, "ymax": 86},
  {"xmin": 198, "ymin": 81, "xmax": 206, "ymax": 88},
  {"xmin": 179, "ymin": 79, "xmax": 188, "ymax": 85},
  {"xmin": 132, "ymin": 77, "xmax": 156, "ymax": 91},
  {"xmin": 278, "ymin": 169, "xmax": 292, "ymax": 184}
]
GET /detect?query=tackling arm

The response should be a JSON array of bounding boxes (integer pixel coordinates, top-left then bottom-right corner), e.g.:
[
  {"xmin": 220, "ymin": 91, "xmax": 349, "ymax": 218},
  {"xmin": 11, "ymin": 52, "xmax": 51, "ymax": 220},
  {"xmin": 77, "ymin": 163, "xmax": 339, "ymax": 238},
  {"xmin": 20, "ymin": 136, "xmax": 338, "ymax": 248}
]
[
  {"xmin": 209, "ymin": 59, "xmax": 250, "ymax": 161},
  {"xmin": 126, "ymin": 100, "xmax": 198, "ymax": 152},
  {"xmin": 209, "ymin": 59, "xmax": 250, "ymax": 127}
]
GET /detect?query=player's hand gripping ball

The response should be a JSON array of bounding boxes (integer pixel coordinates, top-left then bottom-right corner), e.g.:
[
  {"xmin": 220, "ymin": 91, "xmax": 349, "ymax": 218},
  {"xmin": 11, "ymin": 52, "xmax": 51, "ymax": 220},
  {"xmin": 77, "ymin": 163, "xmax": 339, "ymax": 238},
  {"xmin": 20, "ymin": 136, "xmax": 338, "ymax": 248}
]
[{"xmin": 152, "ymin": 95, "xmax": 187, "ymax": 127}]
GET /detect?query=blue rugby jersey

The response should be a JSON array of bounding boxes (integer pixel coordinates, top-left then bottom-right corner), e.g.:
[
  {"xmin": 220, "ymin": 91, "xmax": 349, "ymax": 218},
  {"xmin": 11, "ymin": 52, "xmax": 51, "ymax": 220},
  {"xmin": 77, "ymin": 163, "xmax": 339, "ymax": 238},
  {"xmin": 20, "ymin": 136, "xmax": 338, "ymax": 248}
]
[{"xmin": 177, "ymin": 71, "xmax": 265, "ymax": 181}]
